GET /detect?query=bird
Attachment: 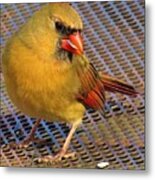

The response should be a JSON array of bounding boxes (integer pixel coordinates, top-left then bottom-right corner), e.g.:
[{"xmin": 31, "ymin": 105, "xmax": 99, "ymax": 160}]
[{"xmin": 2, "ymin": 3, "xmax": 138, "ymax": 163}]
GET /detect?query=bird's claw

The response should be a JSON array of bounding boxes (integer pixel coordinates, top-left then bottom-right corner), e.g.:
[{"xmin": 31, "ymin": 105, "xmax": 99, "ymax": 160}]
[
  {"xmin": 34, "ymin": 151, "xmax": 76, "ymax": 164},
  {"xmin": 9, "ymin": 140, "xmax": 30, "ymax": 149},
  {"xmin": 9, "ymin": 137, "xmax": 45, "ymax": 149}
]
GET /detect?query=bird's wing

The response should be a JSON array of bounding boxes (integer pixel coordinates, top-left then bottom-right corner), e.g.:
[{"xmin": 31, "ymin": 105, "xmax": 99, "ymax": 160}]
[
  {"xmin": 74, "ymin": 55, "xmax": 138, "ymax": 111},
  {"xmin": 75, "ymin": 58, "xmax": 105, "ymax": 111}
]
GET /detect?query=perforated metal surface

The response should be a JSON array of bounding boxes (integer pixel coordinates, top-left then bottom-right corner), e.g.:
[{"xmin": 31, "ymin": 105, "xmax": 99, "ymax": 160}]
[{"xmin": 0, "ymin": 1, "xmax": 145, "ymax": 169}]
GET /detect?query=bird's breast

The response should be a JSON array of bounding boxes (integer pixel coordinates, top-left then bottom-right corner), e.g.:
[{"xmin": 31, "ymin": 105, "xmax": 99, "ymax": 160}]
[{"xmin": 2, "ymin": 39, "xmax": 82, "ymax": 121}]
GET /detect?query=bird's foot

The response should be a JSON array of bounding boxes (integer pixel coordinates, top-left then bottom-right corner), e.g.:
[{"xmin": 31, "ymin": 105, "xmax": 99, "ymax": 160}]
[
  {"xmin": 9, "ymin": 137, "xmax": 45, "ymax": 149},
  {"xmin": 9, "ymin": 139, "xmax": 31, "ymax": 149},
  {"xmin": 34, "ymin": 150, "xmax": 76, "ymax": 164}
]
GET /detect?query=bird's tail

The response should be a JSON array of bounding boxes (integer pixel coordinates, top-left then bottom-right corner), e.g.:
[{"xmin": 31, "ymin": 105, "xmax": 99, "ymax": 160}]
[{"xmin": 100, "ymin": 73, "xmax": 138, "ymax": 97}]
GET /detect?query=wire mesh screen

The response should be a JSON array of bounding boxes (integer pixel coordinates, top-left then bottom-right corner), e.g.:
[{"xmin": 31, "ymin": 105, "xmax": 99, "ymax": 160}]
[{"xmin": 0, "ymin": 1, "xmax": 145, "ymax": 169}]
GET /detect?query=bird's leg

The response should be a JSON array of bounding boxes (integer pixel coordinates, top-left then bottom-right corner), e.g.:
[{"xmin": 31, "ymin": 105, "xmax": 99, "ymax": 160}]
[
  {"xmin": 36, "ymin": 123, "xmax": 78, "ymax": 163},
  {"xmin": 10, "ymin": 118, "xmax": 42, "ymax": 149}
]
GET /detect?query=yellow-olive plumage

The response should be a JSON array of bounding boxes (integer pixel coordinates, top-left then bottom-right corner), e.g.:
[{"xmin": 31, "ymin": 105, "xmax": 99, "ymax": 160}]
[
  {"xmin": 2, "ymin": 3, "xmax": 85, "ymax": 126},
  {"xmin": 2, "ymin": 3, "xmax": 137, "ymax": 162}
]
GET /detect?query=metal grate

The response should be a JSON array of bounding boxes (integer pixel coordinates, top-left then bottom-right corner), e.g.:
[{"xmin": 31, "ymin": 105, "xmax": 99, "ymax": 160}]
[{"xmin": 0, "ymin": 1, "xmax": 145, "ymax": 169}]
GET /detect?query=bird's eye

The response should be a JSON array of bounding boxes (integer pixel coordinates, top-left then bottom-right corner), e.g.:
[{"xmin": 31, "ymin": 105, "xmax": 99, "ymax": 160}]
[
  {"xmin": 55, "ymin": 21, "xmax": 81, "ymax": 36},
  {"xmin": 55, "ymin": 21, "xmax": 67, "ymax": 35}
]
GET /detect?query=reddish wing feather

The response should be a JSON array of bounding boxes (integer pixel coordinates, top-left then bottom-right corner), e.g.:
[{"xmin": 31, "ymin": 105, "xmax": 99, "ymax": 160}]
[
  {"xmin": 77, "ymin": 63, "xmax": 105, "ymax": 110},
  {"xmin": 76, "ymin": 63, "xmax": 138, "ymax": 111}
]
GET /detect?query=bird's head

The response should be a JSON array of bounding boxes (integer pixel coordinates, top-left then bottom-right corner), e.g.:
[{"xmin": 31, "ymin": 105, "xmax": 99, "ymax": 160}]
[
  {"xmin": 48, "ymin": 3, "xmax": 84, "ymax": 60},
  {"xmin": 18, "ymin": 3, "xmax": 84, "ymax": 61},
  {"xmin": 33, "ymin": 3, "xmax": 84, "ymax": 61}
]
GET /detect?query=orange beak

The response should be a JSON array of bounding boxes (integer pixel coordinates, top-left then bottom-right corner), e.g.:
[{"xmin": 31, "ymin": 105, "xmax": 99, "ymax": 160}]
[{"xmin": 61, "ymin": 31, "xmax": 83, "ymax": 55}]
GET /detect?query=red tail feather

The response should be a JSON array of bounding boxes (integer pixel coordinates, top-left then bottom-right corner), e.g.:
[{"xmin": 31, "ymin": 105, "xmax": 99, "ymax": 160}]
[
  {"xmin": 77, "ymin": 62, "xmax": 138, "ymax": 111},
  {"xmin": 100, "ymin": 73, "xmax": 138, "ymax": 97}
]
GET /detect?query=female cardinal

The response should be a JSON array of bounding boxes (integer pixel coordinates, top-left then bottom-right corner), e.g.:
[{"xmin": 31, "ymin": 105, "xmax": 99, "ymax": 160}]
[{"xmin": 2, "ymin": 3, "xmax": 138, "ymax": 163}]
